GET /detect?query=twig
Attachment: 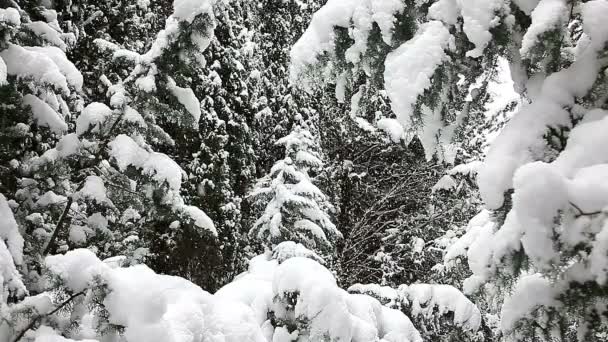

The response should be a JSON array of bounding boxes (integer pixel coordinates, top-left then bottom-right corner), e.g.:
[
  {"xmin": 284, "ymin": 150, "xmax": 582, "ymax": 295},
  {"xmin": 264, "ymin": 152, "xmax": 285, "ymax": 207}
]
[
  {"xmin": 570, "ymin": 201, "xmax": 602, "ymax": 218},
  {"xmin": 11, "ymin": 291, "xmax": 86, "ymax": 342},
  {"xmin": 42, "ymin": 180, "xmax": 86, "ymax": 256}
]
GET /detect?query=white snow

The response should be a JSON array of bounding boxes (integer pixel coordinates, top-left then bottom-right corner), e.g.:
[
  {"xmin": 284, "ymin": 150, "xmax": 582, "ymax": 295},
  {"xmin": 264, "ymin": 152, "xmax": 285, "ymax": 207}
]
[
  {"xmin": 0, "ymin": 56, "xmax": 6, "ymax": 86},
  {"xmin": 108, "ymin": 134, "xmax": 183, "ymax": 191},
  {"xmin": 25, "ymin": 46, "xmax": 83, "ymax": 91},
  {"xmin": 0, "ymin": 194, "xmax": 24, "ymax": 265},
  {"xmin": 500, "ymin": 274, "xmax": 556, "ymax": 333},
  {"xmin": 180, "ymin": 205, "xmax": 217, "ymax": 235},
  {"xmin": 432, "ymin": 175, "xmax": 458, "ymax": 192},
  {"xmin": 123, "ymin": 106, "xmax": 146, "ymax": 127},
  {"xmin": 399, "ymin": 283, "xmax": 482, "ymax": 331},
  {"xmin": 172, "ymin": 0, "xmax": 215, "ymax": 23},
  {"xmin": 56, "ymin": 133, "xmax": 81, "ymax": 158},
  {"xmin": 75, "ymin": 176, "xmax": 110, "ymax": 204},
  {"xmin": 0, "ymin": 8, "xmax": 20, "ymax": 26},
  {"xmin": 35, "ymin": 191, "xmax": 67, "ymax": 207},
  {"xmin": 69, "ymin": 225, "xmax": 88, "ymax": 245},
  {"xmin": 0, "ymin": 44, "xmax": 70, "ymax": 93},
  {"xmin": 24, "ymin": 21, "xmax": 68, "ymax": 52},
  {"xmin": 45, "ymin": 249, "xmax": 106, "ymax": 292},
  {"xmin": 22, "ymin": 94, "xmax": 67, "ymax": 134},
  {"xmin": 458, "ymin": 0, "xmax": 506, "ymax": 58},
  {"xmin": 384, "ymin": 21, "xmax": 453, "ymax": 142},
  {"xmin": 272, "ymin": 241, "xmax": 324, "ymax": 264},
  {"xmin": 448, "ymin": 161, "xmax": 483, "ymax": 176},
  {"xmin": 513, "ymin": 0, "xmax": 541, "ymax": 15},
  {"xmin": 581, "ymin": 0, "xmax": 608, "ymax": 50},
  {"xmin": 377, "ymin": 118, "xmax": 404, "ymax": 143},
  {"xmin": 428, "ymin": 0, "xmax": 460, "ymax": 25},
  {"xmin": 519, "ymin": 0, "xmax": 568, "ymax": 58},
  {"xmin": 289, "ymin": 0, "xmax": 405, "ymax": 86},
  {"xmin": 478, "ymin": 50, "xmax": 602, "ymax": 209},
  {"xmin": 167, "ymin": 77, "xmax": 201, "ymax": 124},
  {"xmin": 76, "ymin": 102, "xmax": 113, "ymax": 135}
]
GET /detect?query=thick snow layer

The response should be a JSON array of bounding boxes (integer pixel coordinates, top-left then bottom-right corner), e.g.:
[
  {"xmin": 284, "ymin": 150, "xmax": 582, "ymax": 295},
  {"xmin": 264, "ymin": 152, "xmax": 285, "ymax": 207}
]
[
  {"xmin": 519, "ymin": 0, "xmax": 568, "ymax": 58},
  {"xmin": 56, "ymin": 133, "xmax": 81, "ymax": 157},
  {"xmin": 180, "ymin": 205, "xmax": 217, "ymax": 235},
  {"xmin": 75, "ymin": 176, "xmax": 110, "ymax": 204},
  {"xmin": 172, "ymin": 0, "xmax": 215, "ymax": 23},
  {"xmin": 432, "ymin": 175, "xmax": 458, "ymax": 192},
  {"xmin": 513, "ymin": 0, "xmax": 541, "ymax": 15},
  {"xmin": 167, "ymin": 77, "xmax": 201, "ymax": 124},
  {"xmin": 427, "ymin": 0, "xmax": 506, "ymax": 56},
  {"xmin": 0, "ymin": 56, "xmax": 6, "ymax": 86},
  {"xmin": 76, "ymin": 102, "xmax": 113, "ymax": 135},
  {"xmin": 348, "ymin": 283, "xmax": 398, "ymax": 302},
  {"xmin": 377, "ymin": 118, "xmax": 404, "ymax": 143},
  {"xmin": 22, "ymin": 94, "xmax": 67, "ymax": 134},
  {"xmin": 44, "ymin": 249, "xmax": 423, "ymax": 341},
  {"xmin": 458, "ymin": 0, "xmax": 506, "ymax": 57},
  {"xmin": 384, "ymin": 21, "xmax": 453, "ymax": 139},
  {"xmin": 29, "ymin": 325, "xmax": 97, "ymax": 342},
  {"xmin": 108, "ymin": 134, "xmax": 183, "ymax": 191},
  {"xmin": 428, "ymin": 0, "xmax": 460, "ymax": 25},
  {"xmin": 512, "ymin": 163, "xmax": 566, "ymax": 267},
  {"xmin": 582, "ymin": 0, "xmax": 608, "ymax": 50},
  {"xmin": 216, "ymin": 250, "xmax": 424, "ymax": 342},
  {"xmin": 448, "ymin": 161, "xmax": 483, "ymax": 176},
  {"xmin": 272, "ymin": 241, "xmax": 324, "ymax": 264},
  {"xmin": 46, "ymin": 249, "xmax": 106, "ymax": 292},
  {"xmin": 400, "ymin": 284, "xmax": 482, "ymax": 331},
  {"xmin": 37, "ymin": 245, "xmax": 430, "ymax": 342},
  {"xmin": 0, "ymin": 194, "xmax": 24, "ymax": 265},
  {"xmin": 0, "ymin": 44, "xmax": 69, "ymax": 93},
  {"xmin": 68, "ymin": 225, "xmax": 88, "ymax": 245},
  {"xmin": 289, "ymin": 0, "xmax": 404, "ymax": 85},
  {"xmin": 24, "ymin": 21, "xmax": 68, "ymax": 52},
  {"xmin": 478, "ymin": 51, "xmax": 602, "ymax": 209},
  {"xmin": 123, "ymin": 106, "xmax": 146, "ymax": 127},
  {"xmin": 45, "ymin": 249, "xmax": 266, "ymax": 342},
  {"xmin": 0, "ymin": 238, "xmax": 25, "ymax": 299},
  {"xmin": 0, "ymin": 7, "xmax": 20, "ymax": 25},
  {"xmin": 500, "ymin": 274, "xmax": 556, "ymax": 333},
  {"xmin": 35, "ymin": 191, "xmax": 67, "ymax": 207},
  {"xmin": 443, "ymin": 210, "xmax": 496, "ymax": 274},
  {"xmin": 25, "ymin": 46, "xmax": 83, "ymax": 91}
]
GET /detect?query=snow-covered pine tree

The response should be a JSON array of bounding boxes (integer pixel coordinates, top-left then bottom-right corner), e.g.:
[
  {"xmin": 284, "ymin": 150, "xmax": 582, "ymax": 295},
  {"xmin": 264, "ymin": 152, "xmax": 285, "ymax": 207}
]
[
  {"xmin": 290, "ymin": 0, "xmax": 508, "ymax": 164},
  {"xmin": 293, "ymin": 0, "xmax": 608, "ymax": 339},
  {"xmin": 288, "ymin": 1, "xmax": 498, "ymax": 295},
  {"xmin": 249, "ymin": 125, "xmax": 341, "ymax": 252},
  {"xmin": 73, "ymin": 0, "xmax": 232, "ymax": 288},
  {"xmin": 0, "ymin": 2, "xmax": 218, "ymax": 340},
  {"xmin": 101, "ymin": 0, "xmax": 262, "ymax": 289},
  {"xmin": 59, "ymin": 0, "xmax": 168, "ymax": 99},
  {"xmin": 443, "ymin": 0, "xmax": 608, "ymax": 340},
  {"xmin": 252, "ymin": 0, "xmax": 323, "ymax": 174}
]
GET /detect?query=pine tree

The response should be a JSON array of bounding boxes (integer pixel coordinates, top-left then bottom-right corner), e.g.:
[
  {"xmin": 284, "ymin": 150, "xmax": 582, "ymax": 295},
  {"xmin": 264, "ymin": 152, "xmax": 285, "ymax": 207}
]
[
  {"xmin": 295, "ymin": 0, "xmax": 608, "ymax": 339},
  {"xmin": 249, "ymin": 125, "xmax": 341, "ymax": 252},
  {"xmin": 0, "ymin": 2, "xmax": 216, "ymax": 340},
  {"xmin": 252, "ymin": 0, "xmax": 323, "ymax": 174}
]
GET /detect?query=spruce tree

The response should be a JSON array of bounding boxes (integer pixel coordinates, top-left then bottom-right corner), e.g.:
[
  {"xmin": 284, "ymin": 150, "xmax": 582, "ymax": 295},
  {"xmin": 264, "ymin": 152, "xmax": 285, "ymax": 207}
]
[{"xmin": 249, "ymin": 125, "xmax": 341, "ymax": 252}]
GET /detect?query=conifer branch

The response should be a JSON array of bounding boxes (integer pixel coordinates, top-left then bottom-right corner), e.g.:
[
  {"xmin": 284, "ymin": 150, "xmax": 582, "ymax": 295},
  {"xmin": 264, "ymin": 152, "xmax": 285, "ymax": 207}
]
[
  {"xmin": 12, "ymin": 291, "xmax": 86, "ymax": 342},
  {"xmin": 570, "ymin": 202, "xmax": 602, "ymax": 218}
]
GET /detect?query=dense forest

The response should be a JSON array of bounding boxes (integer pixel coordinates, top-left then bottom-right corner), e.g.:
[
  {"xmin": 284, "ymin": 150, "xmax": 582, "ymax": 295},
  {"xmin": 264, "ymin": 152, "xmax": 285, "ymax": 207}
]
[{"xmin": 0, "ymin": 0, "xmax": 607, "ymax": 341}]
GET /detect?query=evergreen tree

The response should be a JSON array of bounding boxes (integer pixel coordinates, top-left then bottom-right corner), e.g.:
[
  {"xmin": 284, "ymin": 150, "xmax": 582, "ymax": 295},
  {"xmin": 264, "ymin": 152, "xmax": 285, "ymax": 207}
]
[
  {"xmin": 249, "ymin": 125, "xmax": 341, "ymax": 252},
  {"xmin": 253, "ymin": 0, "xmax": 323, "ymax": 174}
]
